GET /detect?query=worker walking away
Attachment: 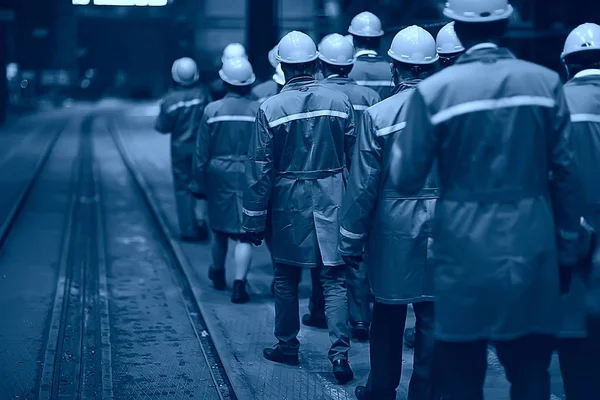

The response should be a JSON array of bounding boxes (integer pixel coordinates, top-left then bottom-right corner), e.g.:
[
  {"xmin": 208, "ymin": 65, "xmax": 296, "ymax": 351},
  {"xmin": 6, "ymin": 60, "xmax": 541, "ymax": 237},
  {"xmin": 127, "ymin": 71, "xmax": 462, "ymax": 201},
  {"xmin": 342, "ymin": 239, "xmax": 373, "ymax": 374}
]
[
  {"xmin": 388, "ymin": 1, "xmax": 581, "ymax": 399},
  {"xmin": 318, "ymin": 32, "xmax": 380, "ymax": 342},
  {"xmin": 155, "ymin": 57, "xmax": 210, "ymax": 242},
  {"xmin": 252, "ymin": 63, "xmax": 285, "ymax": 104},
  {"xmin": 242, "ymin": 30, "xmax": 356, "ymax": 384},
  {"xmin": 436, "ymin": 22, "xmax": 465, "ymax": 68},
  {"xmin": 557, "ymin": 22, "xmax": 600, "ymax": 399},
  {"xmin": 189, "ymin": 57, "xmax": 259, "ymax": 303},
  {"xmin": 403, "ymin": 21, "xmax": 466, "ymax": 350},
  {"xmin": 340, "ymin": 26, "xmax": 439, "ymax": 400},
  {"xmin": 210, "ymin": 43, "xmax": 248, "ymax": 101},
  {"xmin": 347, "ymin": 12, "xmax": 394, "ymax": 99}
]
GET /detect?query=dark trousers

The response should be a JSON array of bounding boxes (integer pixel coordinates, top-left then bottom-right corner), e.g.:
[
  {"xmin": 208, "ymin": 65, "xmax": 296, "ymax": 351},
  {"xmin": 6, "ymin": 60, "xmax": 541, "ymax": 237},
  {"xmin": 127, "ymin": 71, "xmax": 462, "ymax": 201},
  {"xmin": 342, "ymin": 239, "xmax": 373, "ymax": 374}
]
[
  {"xmin": 434, "ymin": 334, "xmax": 554, "ymax": 400},
  {"xmin": 308, "ymin": 267, "xmax": 325, "ymax": 318},
  {"xmin": 346, "ymin": 262, "xmax": 371, "ymax": 325},
  {"xmin": 366, "ymin": 301, "xmax": 436, "ymax": 400},
  {"xmin": 557, "ymin": 336, "xmax": 600, "ymax": 399},
  {"xmin": 273, "ymin": 263, "xmax": 350, "ymax": 362}
]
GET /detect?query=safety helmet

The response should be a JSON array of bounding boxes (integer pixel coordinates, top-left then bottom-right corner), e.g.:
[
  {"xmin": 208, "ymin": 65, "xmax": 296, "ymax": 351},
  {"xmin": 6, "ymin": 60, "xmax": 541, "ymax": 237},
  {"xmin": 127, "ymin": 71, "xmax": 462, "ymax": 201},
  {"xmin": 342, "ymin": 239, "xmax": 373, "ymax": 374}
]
[
  {"xmin": 561, "ymin": 23, "xmax": 600, "ymax": 59},
  {"xmin": 388, "ymin": 25, "xmax": 439, "ymax": 65},
  {"xmin": 171, "ymin": 57, "xmax": 199, "ymax": 86},
  {"xmin": 344, "ymin": 34, "xmax": 354, "ymax": 46},
  {"xmin": 219, "ymin": 57, "xmax": 256, "ymax": 86},
  {"xmin": 276, "ymin": 31, "xmax": 318, "ymax": 64},
  {"xmin": 268, "ymin": 45, "xmax": 279, "ymax": 69},
  {"xmin": 348, "ymin": 11, "xmax": 384, "ymax": 38},
  {"xmin": 436, "ymin": 22, "xmax": 465, "ymax": 55},
  {"xmin": 318, "ymin": 33, "xmax": 355, "ymax": 66},
  {"xmin": 221, "ymin": 43, "xmax": 247, "ymax": 63},
  {"xmin": 273, "ymin": 64, "xmax": 285, "ymax": 86},
  {"xmin": 443, "ymin": 0, "xmax": 514, "ymax": 23}
]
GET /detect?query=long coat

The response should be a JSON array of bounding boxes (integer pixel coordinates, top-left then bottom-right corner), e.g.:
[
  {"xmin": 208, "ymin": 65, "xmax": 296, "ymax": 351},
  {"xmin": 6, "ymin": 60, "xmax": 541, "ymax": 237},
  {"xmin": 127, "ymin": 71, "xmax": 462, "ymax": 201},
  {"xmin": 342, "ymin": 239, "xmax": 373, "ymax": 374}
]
[
  {"xmin": 243, "ymin": 76, "xmax": 356, "ymax": 267},
  {"xmin": 561, "ymin": 71, "xmax": 600, "ymax": 338},
  {"xmin": 190, "ymin": 92, "xmax": 259, "ymax": 234},
  {"xmin": 389, "ymin": 47, "xmax": 581, "ymax": 342},
  {"xmin": 339, "ymin": 80, "xmax": 437, "ymax": 304}
]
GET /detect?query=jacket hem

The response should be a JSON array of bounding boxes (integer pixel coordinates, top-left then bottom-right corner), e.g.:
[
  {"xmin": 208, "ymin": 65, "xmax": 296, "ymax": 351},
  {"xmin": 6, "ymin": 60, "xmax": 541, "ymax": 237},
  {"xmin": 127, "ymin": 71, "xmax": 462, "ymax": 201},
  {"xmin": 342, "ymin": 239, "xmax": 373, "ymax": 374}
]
[
  {"xmin": 372, "ymin": 294, "xmax": 435, "ymax": 305},
  {"xmin": 272, "ymin": 257, "xmax": 319, "ymax": 268},
  {"xmin": 434, "ymin": 328, "xmax": 560, "ymax": 342}
]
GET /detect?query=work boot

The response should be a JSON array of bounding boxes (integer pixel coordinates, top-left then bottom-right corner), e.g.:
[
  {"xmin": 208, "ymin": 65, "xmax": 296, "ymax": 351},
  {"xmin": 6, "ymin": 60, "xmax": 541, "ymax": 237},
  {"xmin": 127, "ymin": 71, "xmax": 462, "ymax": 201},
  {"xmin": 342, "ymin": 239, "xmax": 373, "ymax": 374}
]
[
  {"xmin": 332, "ymin": 359, "xmax": 354, "ymax": 384},
  {"xmin": 302, "ymin": 313, "xmax": 327, "ymax": 329},
  {"xmin": 231, "ymin": 280, "xmax": 250, "ymax": 304},
  {"xmin": 352, "ymin": 322, "xmax": 369, "ymax": 342},
  {"xmin": 404, "ymin": 327, "xmax": 415, "ymax": 349},
  {"xmin": 263, "ymin": 346, "xmax": 299, "ymax": 366},
  {"xmin": 208, "ymin": 266, "xmax": 226, "ymax": 291}
]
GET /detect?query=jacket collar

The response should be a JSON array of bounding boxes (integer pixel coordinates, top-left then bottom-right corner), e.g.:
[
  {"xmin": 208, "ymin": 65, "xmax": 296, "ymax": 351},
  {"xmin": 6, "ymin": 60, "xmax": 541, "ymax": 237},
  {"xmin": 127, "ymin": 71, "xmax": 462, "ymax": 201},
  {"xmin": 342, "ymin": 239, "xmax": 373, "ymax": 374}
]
[
  {"xmin": 465, "ymin": 42, "xmax": 498, "ymax": 55},
  {"xmin": 324, "ymin": 75, "xmax": 354, "ymax": 84},
  {"xmin": 390, "ymin": 78, "xmax": 421, "ymax": 96},
  {"xmin": 355, "ymin": 49, "xmax": 378, "ymax": 58},
  {"xmin": 281, "ymin": 75, "xmax": 315, "ymax": 92},
  {"xmin": 455, "ymin": 46, "xmax": 516, "ymax": 66},
  {"xmin": 575, "ymin": 69, "xmax": 600, "ymax": 78}
]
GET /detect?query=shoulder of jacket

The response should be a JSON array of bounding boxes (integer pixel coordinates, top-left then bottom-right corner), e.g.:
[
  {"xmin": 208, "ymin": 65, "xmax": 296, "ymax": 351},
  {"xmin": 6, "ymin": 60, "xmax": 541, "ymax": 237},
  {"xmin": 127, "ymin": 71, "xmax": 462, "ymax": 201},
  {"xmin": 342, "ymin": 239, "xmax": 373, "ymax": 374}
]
[
  {"xmin": 203, "ymin": 100, "xmax": 220, "ymax": 117},
  {"xmin": 367, "ymin": 91, "xmax": 409, "ymax": 118}
]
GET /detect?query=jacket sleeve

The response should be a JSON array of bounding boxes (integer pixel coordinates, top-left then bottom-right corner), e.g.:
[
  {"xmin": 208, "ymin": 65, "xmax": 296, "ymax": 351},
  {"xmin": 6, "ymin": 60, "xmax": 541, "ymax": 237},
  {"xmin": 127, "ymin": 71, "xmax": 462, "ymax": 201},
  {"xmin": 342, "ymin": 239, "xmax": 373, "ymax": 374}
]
[
  {"xmin": 344, "ymin": 101, "xmax": 357, "ymax": 170},
  {"xmin": 549, "ymin": 84, "xmax": 583, "ymax": 266},
  {"xmin": 388, "ymin": 89, "xmax": 438, "ymax": 194},
  {"xmin": 155, "ymin": 99, "xmax": 174, "ymax": 133},
  {"xmin": 242, "ymin": 108, "xmax": 274, "ymax": 232},
  {"xmin": 189, "ymin": 112, "xmax": 210, "ymax": 197},
  {"xmin": 338, "ymin": 111, "xmax": 382, "ymax": 256}
]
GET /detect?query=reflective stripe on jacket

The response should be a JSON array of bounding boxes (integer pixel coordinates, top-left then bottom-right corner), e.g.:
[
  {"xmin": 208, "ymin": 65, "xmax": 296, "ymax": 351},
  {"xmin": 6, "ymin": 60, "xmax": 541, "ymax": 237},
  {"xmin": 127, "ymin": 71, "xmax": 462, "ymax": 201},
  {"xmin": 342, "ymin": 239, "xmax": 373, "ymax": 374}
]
[
  {"xmin": 348, "ymin": 54, "xmax": 394, "ymax": 99},
  {"xmin": 389, "ymin": 47, "xmax": 581, "ymax": 341},
  {"xmin": 560, "ymin": 72, "xmax": 600, "ymax": 338},
  {"xmin": 339, "ymin": 80, "xmax": 437, "ymax": 304},
  {"xmin": 190, "ymin": 92, "xmax": 259, "ymax": 234},
  {"xmin": 243, "ymin": 76, "xmax": 356, "ymax": 267},
  {"xmin": 321, "ymin": 76, "xmax": 381, "ymax": 124}
]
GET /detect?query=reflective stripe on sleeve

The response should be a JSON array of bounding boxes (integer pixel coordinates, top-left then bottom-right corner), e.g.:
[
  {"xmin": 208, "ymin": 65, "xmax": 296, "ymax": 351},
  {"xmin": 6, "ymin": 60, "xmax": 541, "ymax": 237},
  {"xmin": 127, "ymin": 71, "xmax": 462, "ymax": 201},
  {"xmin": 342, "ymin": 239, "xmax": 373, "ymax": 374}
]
[
  {"xmin": 268, "ymin": 110, "xmax": 349, "ymax": 128},
  {"xmin": 355, "ymin": 80, "xmax": 395, "ymax": 87},
  {"xmin": 206, "ymin": 115, "xmax": 256, "ymax": 124},
  {"xmin": 570, "ymin": 113, "xmax": 600, "ymax": 123},
  {"xmin": 430, "ymin": 96, "xmax": 556, "ymax": 126},
  {"xmin": 559, "ymin": 229, "xmax": 579, "ymax": 241},
  {"xmin": 353, "ymin": 105, "xmax": 369, "ymax": 111},
  {"xmin": 340, "ymin": 226, "xmax": 366, "ymax": 240},
  {"xmin": 375, "ymin": 121, "xmax": 406, "ymax": 137},
  {"xmin": 166, "ymin": 98, "xmax": 204, "ymax": 113},
  {"xmin": 242, "ymin": 208, "xmax": 268, "ymax": 217}
]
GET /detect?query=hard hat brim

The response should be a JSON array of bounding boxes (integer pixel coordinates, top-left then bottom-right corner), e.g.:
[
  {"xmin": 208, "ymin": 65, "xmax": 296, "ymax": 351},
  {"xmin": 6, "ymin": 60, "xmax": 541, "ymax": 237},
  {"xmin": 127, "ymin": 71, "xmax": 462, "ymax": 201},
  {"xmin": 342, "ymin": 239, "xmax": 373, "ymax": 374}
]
[
  {"xmin": 388, "ymin": 50, "xmax": 440, "ymax": 65},
  {"xmin": 276, "ymin": 53, "xmax": 319, "ymax": 64},
  {"xmin": 347, "ymin": 27, "xmax": 384, "ymax": 38},
  {"xmin": 172, "ymin": 72, "xmax": 200, "ymax": 86},
  {"xmin": 437, "ymin": 47, "xmax": 466, "ymax": 55},
  {"xmin": 561, "ymin": 46, "xmax": 600, "ymax": 60},
  {"xmin": 317, "ymin": 53, "xmax": 354, "ymax": 66},
  {"xmin": 219, "ymin": 69, "xmax": 256, "ymax": 86},
  {"xmin": 443, "ymin": 5, "xmax": 514, "ymax": 23}
]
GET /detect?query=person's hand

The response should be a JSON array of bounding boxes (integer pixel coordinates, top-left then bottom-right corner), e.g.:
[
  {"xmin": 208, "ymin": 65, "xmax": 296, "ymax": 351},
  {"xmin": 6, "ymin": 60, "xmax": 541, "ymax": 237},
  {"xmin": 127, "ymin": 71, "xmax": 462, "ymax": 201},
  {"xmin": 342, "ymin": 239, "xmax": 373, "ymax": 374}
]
[
  {"xmin": 342, "ymin": 254, "xmax": 362, "ymax": 271},
  {"xmin": 243, "ymin": 231, "xmax": 264, "ymax": 246}
]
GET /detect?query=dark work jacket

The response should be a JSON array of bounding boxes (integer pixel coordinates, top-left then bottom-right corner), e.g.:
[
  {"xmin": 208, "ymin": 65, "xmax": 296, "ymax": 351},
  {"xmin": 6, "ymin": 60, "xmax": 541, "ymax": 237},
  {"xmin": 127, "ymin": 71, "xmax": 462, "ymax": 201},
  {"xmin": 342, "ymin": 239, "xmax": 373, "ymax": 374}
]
[
  {"xmin": 348, "ymin": 52, "xmax": 394, "ymax": 99},
  {"xmin": 243, "ymin": 76, "xmax": 356, "ymax": 267},
  {"xmin": 190, "ymin": 92, "xmax": 259, "ymax": 234},
  {"xmin": 155, "ymin": 85, "xmax": 210, "ymax": 190},
  {"xmin": 251, "ymin": 80, "xmax": 281, "ymax": 104},
  {"xmin": 389, "ymin": 47, "xmax": 581, "ymax": 341},
  {"xmin": 339, "ymin": 80, "xmax": 437, "ymax": 304},
  {"xmin": 320, "ymin": 75, "xmax": 381, "ymax": 125},
  {"xmin": 560, "ymin": 71, "xmax": 600, "ymax": 338}
]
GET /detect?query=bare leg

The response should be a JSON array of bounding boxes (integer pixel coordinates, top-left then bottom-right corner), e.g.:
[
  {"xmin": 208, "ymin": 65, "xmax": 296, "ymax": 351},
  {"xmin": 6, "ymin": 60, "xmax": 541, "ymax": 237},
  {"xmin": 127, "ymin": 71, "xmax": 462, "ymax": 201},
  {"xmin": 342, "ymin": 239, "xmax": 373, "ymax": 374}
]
[{"xmin": 234, "ymin": 242, "xmax": 253, "ymax": 281}]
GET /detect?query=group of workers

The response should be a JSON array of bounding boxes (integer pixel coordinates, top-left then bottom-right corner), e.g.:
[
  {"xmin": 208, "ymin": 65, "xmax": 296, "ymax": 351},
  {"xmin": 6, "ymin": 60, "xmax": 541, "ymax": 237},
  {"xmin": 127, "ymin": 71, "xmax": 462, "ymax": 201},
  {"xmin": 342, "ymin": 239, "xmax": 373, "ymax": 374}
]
[{"xmin": 154, "ymin": 0, "xmax": 600, "ymax": 398}]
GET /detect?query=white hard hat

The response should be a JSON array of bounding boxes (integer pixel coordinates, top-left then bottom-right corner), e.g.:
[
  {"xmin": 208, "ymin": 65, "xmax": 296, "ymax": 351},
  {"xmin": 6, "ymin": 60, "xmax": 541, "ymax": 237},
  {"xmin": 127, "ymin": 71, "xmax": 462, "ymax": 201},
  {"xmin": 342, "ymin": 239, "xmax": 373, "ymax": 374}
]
[
  {"xmin": 276, "ymin": 31, "xmax": 318, "ymax": 64},
  {"xmin": 268, "ymin": 45, "xmax": 279, "ymax": 69},
  {"xmin": 318, "ymin": 33, "xmax": 355, "ymax": 66},
  {"xmin": 348, "ymin": 11, "xmax": 384, "ymax": 37},
  {"xmin": 436, "ymin": 22, "xmax": 465, "ymax": 55},
  {"xmin": 562, "ymin": 23, "xmax": 600, "ymax": 59},
  {"xmin": 344, "ymin": 35, "xmax": 354, "ymax": 46},
  {"xmin": 219, "ymin": 57, "xmax": 256, "ymax": 86},
  {"xmin": 388, "ymin": 25, "xmax": 439, "ymax": 65},
  {"xmin": 273, "ymin": 64, "xmax": 285, "ymax": 86},
  {"xmin": 171, "ymin": 57, "xmax": 199, "ymax": 86},
  {"xmin": 222, "ymin": 43, "xmax": 247, "ymax": 63},
  {"xmin": 443, "ymin": 0, "xmax": 514, "ymax": 23}
]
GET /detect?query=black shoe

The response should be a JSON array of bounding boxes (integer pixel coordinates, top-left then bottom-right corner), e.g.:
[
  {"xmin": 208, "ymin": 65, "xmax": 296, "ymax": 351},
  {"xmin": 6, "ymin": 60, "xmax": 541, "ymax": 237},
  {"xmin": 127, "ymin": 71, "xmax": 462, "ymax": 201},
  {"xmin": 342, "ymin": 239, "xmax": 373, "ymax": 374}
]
[
  {"xmin": 302, "ymin": 313, "xmax": 327, "ymax": 329},
  {"xmin": 208, "ymin": 266, "xmax": 226, "ymax": 291},
  {"xmin": 404, "ymin": 327, "xmax": 415, "ymax": 349},
  {"xmin": 352, "ymin": 322, "xmax": 369, "ymax": 342},
  {"xmin": 332, "ymin": 359, "xmax": 354, "ymax": 384},
  {"xmin": 263, "ymin": 346, "xmax": 299, "ymax": 366},
  {"xmin": 231, "ymin": 280, "xmax": 250, "ymax": 304},
  {"xmin": 355, "ymin": 385, "xmax": 371, "ymax": 400}
]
